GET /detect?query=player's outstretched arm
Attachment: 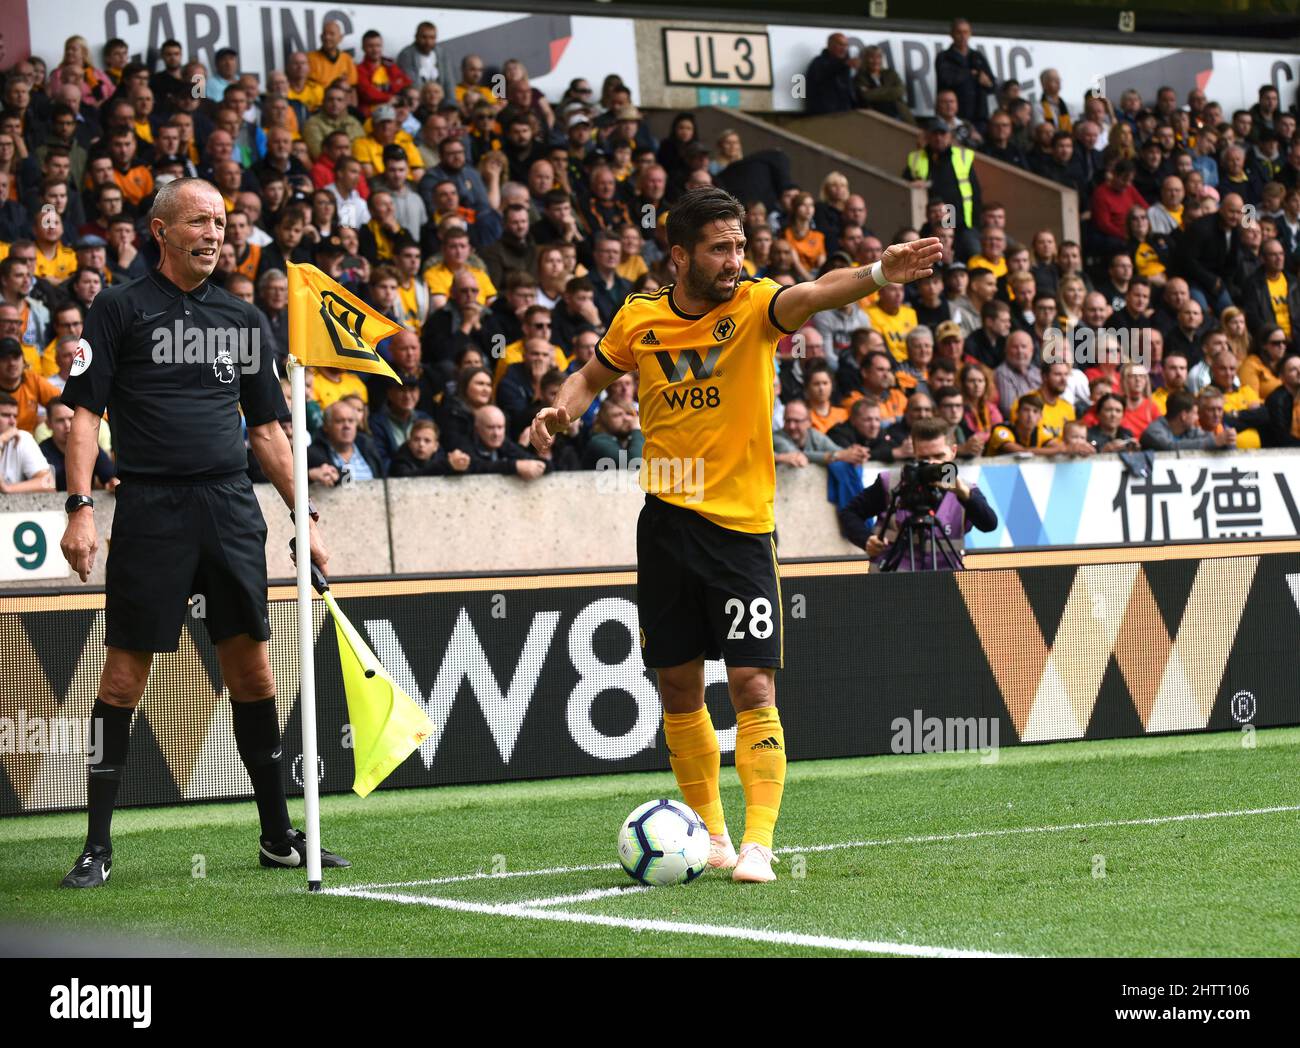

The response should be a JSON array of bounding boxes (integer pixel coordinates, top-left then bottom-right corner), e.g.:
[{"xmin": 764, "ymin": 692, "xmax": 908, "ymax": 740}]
[
  {"xmin": 530, "ymin": 356, "xmax": 623, "ymax": 453},
  {"xmin": 771, "ymin": 236, "xmax": 943, "ymax": 333}
]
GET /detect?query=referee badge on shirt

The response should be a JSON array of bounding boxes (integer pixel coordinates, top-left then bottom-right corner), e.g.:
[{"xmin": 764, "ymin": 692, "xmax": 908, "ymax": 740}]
[
  {"xmin": 212, "ymin": 351, "xmax": 236, "ymax": 384},
  {"xmin": 70, "ymin": 339, "xmax": 93, "ymax": 377}
]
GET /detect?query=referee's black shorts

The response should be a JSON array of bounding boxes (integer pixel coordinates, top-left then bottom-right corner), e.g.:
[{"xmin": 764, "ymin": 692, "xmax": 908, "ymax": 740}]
[
  {"xmin": 105, "ymin": 473, "xmax": 270, "ymax": 653},
  {"xmin": 636, "ymin": 494, "xmax": 783, "ymax": 671}
]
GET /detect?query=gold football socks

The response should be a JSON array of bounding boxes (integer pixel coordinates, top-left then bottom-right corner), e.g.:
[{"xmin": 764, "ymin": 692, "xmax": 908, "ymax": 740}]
[
  {"xmin": 663, "ymin": 706, "xmax": 726, "ymax": 835},
  {"xmin": 734, "ymin": 705, "xmax": 786, "ymax": 848}
]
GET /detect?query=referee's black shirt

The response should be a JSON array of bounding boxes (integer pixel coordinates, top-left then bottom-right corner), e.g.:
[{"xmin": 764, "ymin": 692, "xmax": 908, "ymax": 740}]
[{"xmin": 62, "ymin": 269, "xmax": 286, "ymax": 480}]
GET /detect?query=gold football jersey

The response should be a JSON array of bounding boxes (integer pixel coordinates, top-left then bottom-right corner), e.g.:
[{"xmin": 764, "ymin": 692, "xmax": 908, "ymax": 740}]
[{"xmin": 596, "ymin": 276, "xmax": 794, "ymax": 533}]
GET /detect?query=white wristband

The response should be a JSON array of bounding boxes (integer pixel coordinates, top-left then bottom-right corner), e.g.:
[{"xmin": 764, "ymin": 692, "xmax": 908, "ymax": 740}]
[{"xmin": 870, "ymin": 260, "xmax": 888, "ymax": 290}]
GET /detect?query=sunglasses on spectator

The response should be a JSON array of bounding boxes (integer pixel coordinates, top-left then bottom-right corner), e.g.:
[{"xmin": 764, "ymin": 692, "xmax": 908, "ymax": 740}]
[{"xmin": 1268, "ymin": 337, "xmax": 1289, "ymax": 346}]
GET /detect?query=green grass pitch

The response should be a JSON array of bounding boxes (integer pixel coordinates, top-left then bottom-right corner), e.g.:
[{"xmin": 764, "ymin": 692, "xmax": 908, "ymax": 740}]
[{"xmin": 2, "ymin": 728, "xmax": 1298, "ymax": 957}]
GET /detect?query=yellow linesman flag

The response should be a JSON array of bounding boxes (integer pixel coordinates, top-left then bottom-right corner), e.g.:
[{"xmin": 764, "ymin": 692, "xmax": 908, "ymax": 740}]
[
  {"xmin": 287, "ymin": 261, "xmax": 402, "ymax": 380},
  {"xmin": 324, "ymin": 590, "xmax": 437, "ymax": 798}
]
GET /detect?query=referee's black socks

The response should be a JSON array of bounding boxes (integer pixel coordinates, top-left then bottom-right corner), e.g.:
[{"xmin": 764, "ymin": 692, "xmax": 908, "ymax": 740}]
[
  {"xmin": 231, "ymin": 697, "xmax": 292, "ymax": 842},
  {"xmin": 86, "ymin": 699, "xmax": 134, "ymax": 852}
]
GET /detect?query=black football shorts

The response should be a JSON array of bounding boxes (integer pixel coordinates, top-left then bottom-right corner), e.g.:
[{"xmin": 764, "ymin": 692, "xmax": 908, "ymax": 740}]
[
  {"xmin": 636, "ymin": 494, "xmax": 783, "ymax": 670},
  {"xmin": 105, "ymin": 474, "xmax": 270, "ymax": 652}
]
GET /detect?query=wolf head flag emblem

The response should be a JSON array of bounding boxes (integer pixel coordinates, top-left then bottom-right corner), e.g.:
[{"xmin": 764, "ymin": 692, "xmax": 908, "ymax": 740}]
[
  {"xmin": 287, "ymin": 262, "xmax": 401, "ymax": 379},
  {"xmin": 318, "ymin": 290, "xmax": 377, "ymax": 365}
]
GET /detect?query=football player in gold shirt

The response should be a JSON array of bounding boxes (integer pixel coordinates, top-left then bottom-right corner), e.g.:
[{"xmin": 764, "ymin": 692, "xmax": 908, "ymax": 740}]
[{"xmin": 531, "ymin": 188, "xmax": 939, "ymax": 882}]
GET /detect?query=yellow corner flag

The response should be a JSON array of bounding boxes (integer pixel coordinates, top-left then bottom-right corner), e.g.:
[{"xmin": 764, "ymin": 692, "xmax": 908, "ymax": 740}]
[
  {"xmin": 324, "ymin": 590, "xmax": 436, "ymax": 797},
  {"xmin": 287, "ymin": 261, "xmax": 402, "ymax": 380}
]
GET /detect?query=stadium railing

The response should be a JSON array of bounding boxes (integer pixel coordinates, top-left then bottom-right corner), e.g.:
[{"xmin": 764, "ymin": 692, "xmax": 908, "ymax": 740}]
[{"xmin": 765, "ymin": 107, "xmax": 1082, "ymax": 247}]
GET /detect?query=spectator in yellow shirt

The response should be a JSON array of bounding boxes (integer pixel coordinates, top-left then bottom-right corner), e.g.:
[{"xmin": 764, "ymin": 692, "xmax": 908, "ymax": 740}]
[
  {"xmin": 455, "ymin": 55, "xmax": 497, "ymax": 113},
  {"xmin": 285, "ymin": 52, "xmax": 324, "ymax": 112},
  {"xmin": 312, "ymin": 366, "xmax": 369, "ymax": 410},
  {"xmin": 32, "ymin": 211, "xmax": 77, "ymax": 285},
  {"xmin": 36, "ymin": 302, "xmax": 84, "ymax": 377},
  {"xmin": 1206, "ymin": 346, "xmax": 1264, "ymax": 448},
  {"xmin": 967, "ymin": 226, "xmax": 1008, "ymax": 279},
  {"xmin": 424, "ymin": 226, "xmax": 496, "ymax": 308},
  {"xmin": 865, "ymin": 282, "xmax": 919, "ymax": 362},
  {"xmin": 493, "ymin": 305, "xmax": 569, "ymax": 385},
  {"xmin": 352, "ymin": 105, "xmax": 423, "ymax": 179},
  {"xmin": 1239, "ymin": 326, "xmax": 1289, "ymax": 401},
  {"xmin": 1013, "ymin": 361, "xmax": 1077, "ymax": 443},
  {"xmin": 616, "ymin": 224, "xmax": 648, "ymax": 284},
  {"xmin": 309, "ymin": 21, "xmax": 358, "ymax": 89}
]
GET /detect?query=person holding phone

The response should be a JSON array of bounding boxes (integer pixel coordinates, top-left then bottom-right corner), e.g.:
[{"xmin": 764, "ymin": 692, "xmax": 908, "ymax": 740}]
[{"xmin": 1085, "ymin": 393, "xmax": 1137, "ymax": 452}]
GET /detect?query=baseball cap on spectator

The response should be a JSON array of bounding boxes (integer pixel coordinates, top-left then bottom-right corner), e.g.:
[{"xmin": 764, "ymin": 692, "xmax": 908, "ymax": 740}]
[
  {"xmin": 568, "ymin": 112, "xmax": 592, "ymax": 129},
  {"xmin": 614, "ymin": 106, "xmax": 642, "ymax": 121},
  {"xmin": 928, "ymin": 118, "xmax": 954, "ymax": 133},
  {"xmin": 372, "ymin": 105, "xmax": 398, "ymax": 124},
  {"xmin": 944, "ymin": 260, "xmax": 967, "ymax": 271},
  {"xmin": 935, "ymin": 320, "xmax": 964, "ymax": 343},
  {"xmin": 0, "ymin": 337, "xmax": 23, "ymax": 358},
  {"xmin": 76, "ymin": 235, "xmax": 108, "ymax": 250}
]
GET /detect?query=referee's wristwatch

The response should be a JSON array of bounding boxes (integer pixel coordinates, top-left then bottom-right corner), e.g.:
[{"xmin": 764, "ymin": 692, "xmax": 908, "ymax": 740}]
[{"xmin": 65, "ymin": 494, "xmax": 94, "ymax": 515}]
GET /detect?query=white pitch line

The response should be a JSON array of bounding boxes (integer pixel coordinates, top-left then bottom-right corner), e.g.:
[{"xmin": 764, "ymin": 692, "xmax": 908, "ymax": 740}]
[
  {"xmin": 344, "ymin": 861, "xmax": 621, "ymax": 892},
  {"xmin": 515, "ymin": 885, "xmax": 651, "ymax": 909},
  {"xmin": 323, "ymin": 885, "xmax": 1022, "ymax": 958},
  {"xmin": 340, "ymin": 804, "xmax": 1300, "ymax": 892},
  {"xmin": 775, "ymin": 804, "xmax": 1300, "ymax": 856}
]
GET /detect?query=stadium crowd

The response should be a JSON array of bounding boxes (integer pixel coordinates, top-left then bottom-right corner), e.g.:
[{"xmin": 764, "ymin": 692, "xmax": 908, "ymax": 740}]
[{"xmin": 1, "ymin": 18, "xmax": 1299, "ymax": 499}]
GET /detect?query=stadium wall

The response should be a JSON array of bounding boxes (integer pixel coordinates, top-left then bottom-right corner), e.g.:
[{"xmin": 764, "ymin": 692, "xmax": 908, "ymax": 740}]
[
  {"xmin": 8, "ymin": 450, "xmax": 1300, "ymax": 588},
  {"xmin": 2, "ymin": 542, "xmax": 1298, "ymax": 815},
  {"xmin": 12, "ymin": 2, "xmax": 1298, "ymax": 117}
]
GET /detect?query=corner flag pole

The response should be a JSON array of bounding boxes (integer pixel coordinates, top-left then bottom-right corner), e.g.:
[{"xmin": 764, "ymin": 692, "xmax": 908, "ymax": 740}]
[{"xmin": 289, "ymin": 355, "xmax": 323, "ymax": 892}]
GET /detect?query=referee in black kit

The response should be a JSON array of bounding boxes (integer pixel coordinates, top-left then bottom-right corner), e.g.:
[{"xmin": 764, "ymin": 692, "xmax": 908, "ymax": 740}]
[{"xmin": 57, "ymin": 177, "xmax": 349, "ymax": 888}]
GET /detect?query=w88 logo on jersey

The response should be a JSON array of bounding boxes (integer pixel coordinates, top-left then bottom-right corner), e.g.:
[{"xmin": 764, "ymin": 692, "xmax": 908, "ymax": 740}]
[{"xmin": 662, "ymin": 385, "xmax": 721, "ymax": 410}]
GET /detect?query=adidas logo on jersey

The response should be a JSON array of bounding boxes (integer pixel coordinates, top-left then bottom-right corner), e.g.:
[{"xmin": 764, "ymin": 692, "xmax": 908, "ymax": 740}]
[
  {"xmin": 750, "ymin": 736, "xmax": 782, "ymax": 751},
  {"xmin": 640, "ymin": 330, "xmax": 661, "ymax": 345}
]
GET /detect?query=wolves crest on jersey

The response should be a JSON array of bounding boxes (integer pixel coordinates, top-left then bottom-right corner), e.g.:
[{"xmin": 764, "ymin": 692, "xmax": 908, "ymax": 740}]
[{"xmin": 595, "ymin": 276, "xmax": 796, "ymax": 533}]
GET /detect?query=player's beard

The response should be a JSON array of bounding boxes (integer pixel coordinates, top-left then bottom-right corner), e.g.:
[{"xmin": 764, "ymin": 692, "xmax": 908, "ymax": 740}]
[{"xmin": 683, "ymin": 260, "xmax": 739, "ymax": 305}]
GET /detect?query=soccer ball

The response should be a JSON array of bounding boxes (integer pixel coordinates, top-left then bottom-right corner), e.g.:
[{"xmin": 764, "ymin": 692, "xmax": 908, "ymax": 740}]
[{"xmin": 617, "ymin": 799, "xmax": 709, "ymax": 886}]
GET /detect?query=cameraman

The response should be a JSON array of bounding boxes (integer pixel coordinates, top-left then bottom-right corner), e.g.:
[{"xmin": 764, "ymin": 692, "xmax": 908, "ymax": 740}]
[{"xmin": 837, "ymin": 417, "xmax": 997, "ymax": 571}]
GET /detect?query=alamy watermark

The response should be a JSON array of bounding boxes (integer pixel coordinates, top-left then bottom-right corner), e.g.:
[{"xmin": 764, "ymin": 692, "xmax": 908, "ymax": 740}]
[
  {"xmin": 1042, "ymin": 326, "xmax": 1156, "ymax": 369},
  {"xmin": 151, "ymin": 323, "xmax": 262, "ymax": 378},
  {"xmin": 594, "ymin": 452, "xmax": 706, "ymax": 503},
  {"xmin": 0, "ymin": 712, "xmax": 102, "ymax": 763},
  {"xmin": 890, "ymin": 709, "xmax": 1000, "ymax": 763}
]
